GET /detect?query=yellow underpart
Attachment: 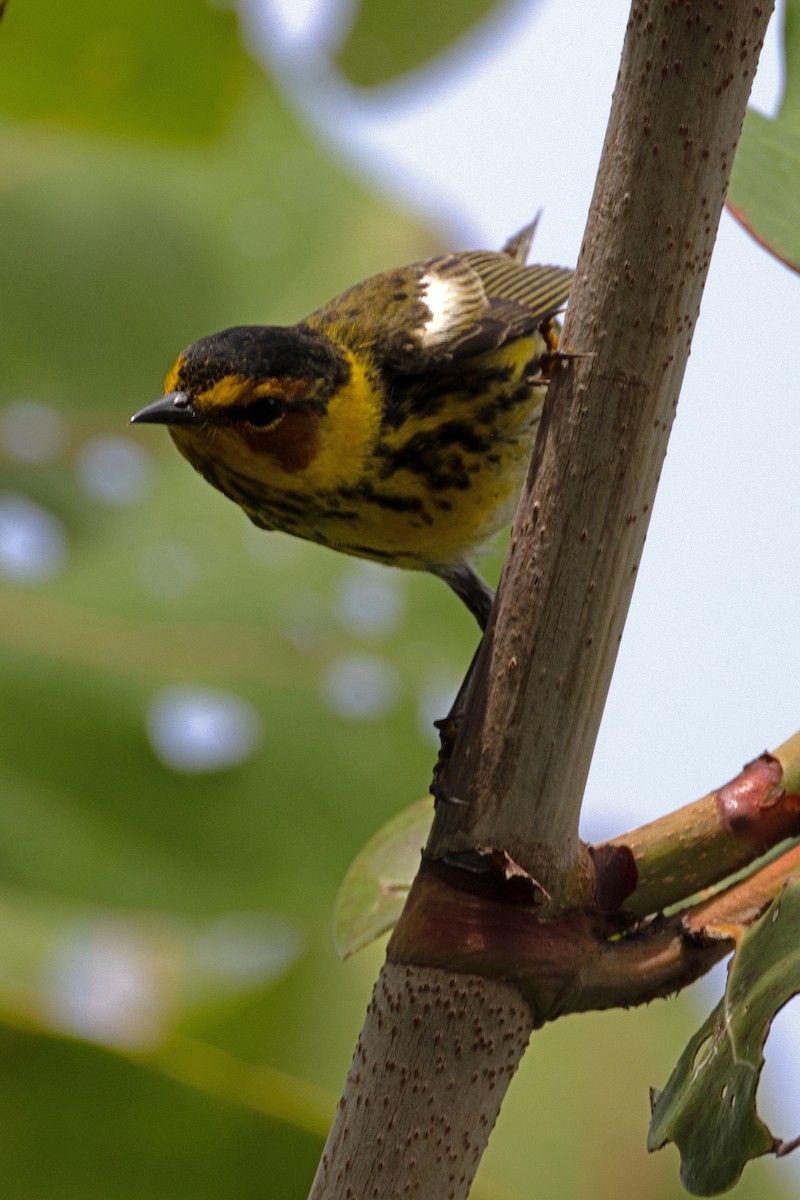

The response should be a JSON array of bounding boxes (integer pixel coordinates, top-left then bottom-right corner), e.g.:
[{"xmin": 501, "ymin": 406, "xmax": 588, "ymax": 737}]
[
  {"xmin": 308, "ymin": 350, "xmax": 382, "ymax": 490},
  {"xmin": 328, "ymin": 333, "xmax": 549, "ymax": 566}
]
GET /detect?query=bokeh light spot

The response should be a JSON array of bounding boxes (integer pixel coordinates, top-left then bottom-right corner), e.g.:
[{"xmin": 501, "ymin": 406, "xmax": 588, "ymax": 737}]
[
  {"xmin": 145, "ymin": 685, "xmax": 263, "ymax": 773},
  {"xmin": 320, "ymin": 653, "xmax": 401, "ymax": 721},
  {"xmin": 0, "ymin": 492, "xmax": 68, "ymax": 584},
  {"xmin": 193, "ymin": 912, "xmax": 302, "ymax": 986},
  {"xmin": 42, "ymin": 918, "xmax": 169, "ymax": 1051},
  {"xmin": 335, "ymin": 562, "xmax": 406, "ymax": 640},
  {"xmin": 0, "ymin": 400, "xmax": 68, "ymax": 463},
  {"xmin": 76, "ymin": 434, "xmax": 153, "ymax": 506}
]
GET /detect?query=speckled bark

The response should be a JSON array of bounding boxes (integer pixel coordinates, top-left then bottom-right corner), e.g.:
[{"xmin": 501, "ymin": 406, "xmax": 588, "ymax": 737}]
[
  {"xmin": 309, "ymin": 964, "xmax": 531, "ymax": 1200},
  {"xmin": 311, "ymin": 3, "xmax": 775, "ymax": 1197}
]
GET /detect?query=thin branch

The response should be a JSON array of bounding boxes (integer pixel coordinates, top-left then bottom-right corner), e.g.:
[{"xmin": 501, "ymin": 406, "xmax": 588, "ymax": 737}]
[
  {"xmin": 601, "ymin": 730, "xmax": 800, "ymax": 918},
  {"xmin": 683, "ymin": 841, "xmax": 800, "ymax": 939}
]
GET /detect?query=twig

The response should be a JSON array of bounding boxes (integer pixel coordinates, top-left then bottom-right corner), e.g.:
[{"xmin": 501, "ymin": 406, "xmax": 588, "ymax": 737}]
[{"xmin": 602, "ymin": 730, "xmax": 800, "ymax": 918}]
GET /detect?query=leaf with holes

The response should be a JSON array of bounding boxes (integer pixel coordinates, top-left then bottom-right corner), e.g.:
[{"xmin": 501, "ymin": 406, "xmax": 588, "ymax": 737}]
[{"xmin": 648, "ymin": 877, "xmax": 800, "ymax": 1194}]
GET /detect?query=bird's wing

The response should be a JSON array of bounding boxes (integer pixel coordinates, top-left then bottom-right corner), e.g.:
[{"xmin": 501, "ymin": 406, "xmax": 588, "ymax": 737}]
[
  {"xmin": 307, "ymin": 240, "xmax": 572, "ymax": 375},
  {"xmin": 373, "ymin": 255, "xmax": 571, "ymax": 374},
  {"xmin": 408, "ymin": 252, "xmax": 573, "ymax": 366}
]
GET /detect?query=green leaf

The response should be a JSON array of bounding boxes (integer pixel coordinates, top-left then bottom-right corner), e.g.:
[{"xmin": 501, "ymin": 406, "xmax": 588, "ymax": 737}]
[
  {"xmin": 333, "ymin": 797, "xmax": 433, "ymax": 957},
  {"xmin": 727, "ymin": 0, "xmax": 800, "ymax": 273},
  {"xmin": 648, "ymin": 877, "xmax": 800, "ymax": 1194},
  {"xmin": 334, "ymin": 0, "xmax": 504, "ymax": 87},
  {"xmin": 0, "ymin": 0, "xmax": 246, "ymax": 142}
]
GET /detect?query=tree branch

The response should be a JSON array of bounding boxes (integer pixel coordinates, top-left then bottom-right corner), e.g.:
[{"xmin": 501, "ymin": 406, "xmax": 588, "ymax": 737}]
[
  {"xmin": 310, "ymin": 4, "xmax": 776, "ymax": 1196},
  {"xmin": 427, "ymin": 2, "xmax": 774, "ymax": 906}
]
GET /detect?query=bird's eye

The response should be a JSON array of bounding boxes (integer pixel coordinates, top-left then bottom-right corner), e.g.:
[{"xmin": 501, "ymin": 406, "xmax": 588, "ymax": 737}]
[{"xmin": 246, "ymin": 395, "xmax": 285, "ymax": 428}]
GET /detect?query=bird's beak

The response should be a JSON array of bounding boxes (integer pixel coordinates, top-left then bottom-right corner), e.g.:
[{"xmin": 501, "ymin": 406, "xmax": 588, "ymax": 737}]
[{"xmin": 130, "ymin": 392, "xmax": 201, "ymax": 427}]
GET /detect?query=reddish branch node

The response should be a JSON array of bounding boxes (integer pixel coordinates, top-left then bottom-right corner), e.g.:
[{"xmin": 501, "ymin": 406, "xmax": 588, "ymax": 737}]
[{"xmin": 716, "ymin": 752, "xmax": 800, "ymax": 848}]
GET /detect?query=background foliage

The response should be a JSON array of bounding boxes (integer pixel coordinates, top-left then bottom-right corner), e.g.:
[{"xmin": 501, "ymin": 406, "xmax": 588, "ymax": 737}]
[{"xmin": 0, "ymin": 1, "xmax": 793, "ymax": 1196}]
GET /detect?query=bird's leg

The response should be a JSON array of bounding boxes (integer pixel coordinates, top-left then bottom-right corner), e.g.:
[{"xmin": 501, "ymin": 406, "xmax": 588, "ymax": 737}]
[
  {"xmin": 429, "ymin": 564, "xmax": 495, "ymax": 807},
  {"xmin": 430, "ymin": 562, "xmax": 495, "ymax": 632}
]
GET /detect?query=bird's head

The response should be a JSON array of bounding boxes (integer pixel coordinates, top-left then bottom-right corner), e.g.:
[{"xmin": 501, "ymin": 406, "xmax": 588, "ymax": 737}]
[{"xmin": 131, "ymin": 324, "xmax": 369, "ymax": 483}]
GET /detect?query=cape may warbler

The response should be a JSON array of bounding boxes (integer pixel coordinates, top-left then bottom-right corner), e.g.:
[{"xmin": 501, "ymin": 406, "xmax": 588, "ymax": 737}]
[{"xmin": 132, "ymin": 222, "xmax": 572, "ymax": 629}]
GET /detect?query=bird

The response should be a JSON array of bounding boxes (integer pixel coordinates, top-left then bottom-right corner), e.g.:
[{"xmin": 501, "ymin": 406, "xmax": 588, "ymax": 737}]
[{"xmin": 131, "ymin": 220, "xmax": 572, "ymax": 631}]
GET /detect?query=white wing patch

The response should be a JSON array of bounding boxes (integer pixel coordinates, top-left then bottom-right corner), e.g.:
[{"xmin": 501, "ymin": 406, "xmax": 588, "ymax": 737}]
[{"xmin": 418, "ymin": 268, "xmax": 485, "ymax": 350}]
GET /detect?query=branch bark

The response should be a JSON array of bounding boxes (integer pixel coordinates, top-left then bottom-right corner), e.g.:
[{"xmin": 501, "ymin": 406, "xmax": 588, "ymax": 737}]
[
  {"xmin": 310, "ymin": 3, "xmax": 775, "ymax": 1196},
  {"xmin": 427, "ymin": 1, "xmax": 773, "ymax": 904}
]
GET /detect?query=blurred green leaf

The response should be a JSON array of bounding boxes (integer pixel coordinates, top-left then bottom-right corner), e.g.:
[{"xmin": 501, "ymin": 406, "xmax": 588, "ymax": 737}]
[
  {"xmin": 0, "ymin": 20, "xmax": 454, "ymax": 1122},
  {"xmin": 0, "ymin": 885, "xmax": 302, "ymax": 1044},
  {"xmin": 0, "ymin": 59, "xmax": 455, "ymax": 930},
  {"xmin": 648, "ymin": 879, "xmax": 800, "ymax": 1194},
  {"xmin": 333, "ymin": 796, "xmax": 432, "ymax": 957},
  {"xmin": 0, "ymin": 1025, "xmax": 324, "ymax": 1199},
  {"xmin": 728, "ymin": 0, "xmax": 800, "ymax": 273},
  {"xmin": 1, "ymin": 3, "xmax": 794, "ymax": 1197},
  {"xmin": 334, "ymin": 0, "xmax": 506, "ymax": 87},
  {"xmin": 0, "ymin": 0, "xmax": 245, "ymax": 142},
  {"xmin": 0, "ymin": 71, "xmax": 438, "ymax": 412}
]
